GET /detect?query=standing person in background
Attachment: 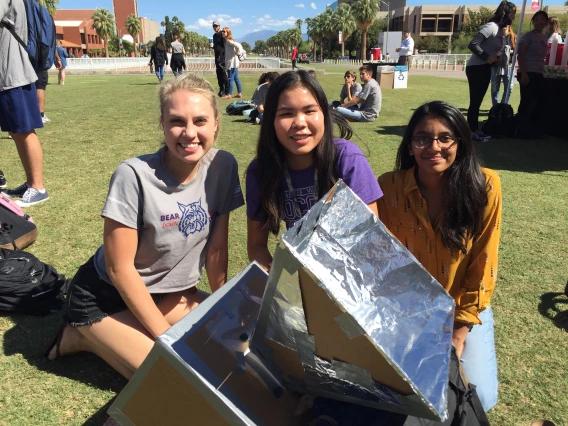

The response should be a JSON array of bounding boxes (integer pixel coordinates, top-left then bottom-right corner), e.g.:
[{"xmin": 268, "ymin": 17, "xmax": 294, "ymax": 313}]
[
  {"xmin": 221, "ymin": 27, "xmax": 243, "ymax": 100},
  {"xmin": 466, "ymin": 1, "xmax": 516, "ymax": 142},
  {"xmin": 291, "ymin": 45, "xmax": 299, "ymax": 70},
  {"xmin": 517, "ymin": 10, "xmax": 549, "ymax": 126},
  {"xmin": 56, "ymin": 40, "xmax": 69, "ymax": 85},
  {"xmin": 149, "ymin": 36, "xmax": 168, "ymax": 83},
  {"xmin": 211, "ymin": 20, "xmax": 228, "ymax": 97},
  {"xmin": 490, "ymin": 25, "xmax": 515, "ymax": 105},
  {"xmin": 547, "ymin": 16, "xmax": 562, "ymax": 43},
  {"xmin": 0, "ymin": 0, "xmax": 49, "ymax": 206},
  {"xmin": 396, "ymin": 31, "xmax": 414, "ymax": 70},
  {"xmin": 169, "ymin": 32, "xmax": 186, "ymax": 77}
]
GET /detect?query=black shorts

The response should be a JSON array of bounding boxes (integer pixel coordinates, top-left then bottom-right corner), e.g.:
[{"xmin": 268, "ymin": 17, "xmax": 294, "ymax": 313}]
[
  {"xmin": 64, "ymin": 256, "xmax": 167, "ymax": 327},
  {"xmin": 35, "ymin": 70, "xmax": 48, "ymax": 90}
]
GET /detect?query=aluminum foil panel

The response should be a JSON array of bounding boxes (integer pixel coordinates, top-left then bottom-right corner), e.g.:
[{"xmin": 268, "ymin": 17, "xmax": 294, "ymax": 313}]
[{"xmin": 251, "ymin": 181, "xmax": 455, "ymax": 421}]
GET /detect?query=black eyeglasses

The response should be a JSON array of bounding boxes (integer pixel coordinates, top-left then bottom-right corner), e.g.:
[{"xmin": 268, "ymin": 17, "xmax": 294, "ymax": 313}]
[
  {"xmin": 411, "ymin": 135, "xmax": 459, "ymax": 149},
  {"xmin": 221, "ymin": 30, "xmax": 226, "ymax": 33}
]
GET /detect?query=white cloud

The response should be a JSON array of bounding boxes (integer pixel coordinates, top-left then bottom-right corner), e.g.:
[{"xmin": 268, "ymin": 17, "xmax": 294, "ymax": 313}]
[
  {"xmin": 295, "ymin": 3, "xmax": 305, "ymax": 7},
  {"xmin": 187, "ymin": 14, "xmax": 243, "ymax": 29},
  {"xmin": 311, "ymin": 2, "xmax": 317, "ymax": 9},
  {"xmin": 255, "ymin": 15, "xmax": 298, "ymax": 28}
]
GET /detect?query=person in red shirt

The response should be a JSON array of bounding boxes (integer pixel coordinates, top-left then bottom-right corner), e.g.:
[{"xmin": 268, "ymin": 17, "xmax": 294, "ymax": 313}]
[{"xmin": 291, "ymin": 46, "xmax": 298, "ymax": 69}]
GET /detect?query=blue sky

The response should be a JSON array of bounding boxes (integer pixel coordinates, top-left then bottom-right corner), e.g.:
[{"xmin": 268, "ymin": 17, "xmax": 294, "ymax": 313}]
[{"xmin": 58, "ymin": 0, "xmax": 565, "ymax": 38}]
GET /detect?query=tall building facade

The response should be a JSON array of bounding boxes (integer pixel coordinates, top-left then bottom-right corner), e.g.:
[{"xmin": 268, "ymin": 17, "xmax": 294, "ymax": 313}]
[{"xmin": 112, "ymin": 0, "xmax": 138, "ymax": 39}]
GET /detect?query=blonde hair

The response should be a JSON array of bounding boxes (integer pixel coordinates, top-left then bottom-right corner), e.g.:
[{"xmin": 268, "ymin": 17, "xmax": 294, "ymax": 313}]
[
  {"xmin": 548, "ymin": 16, "xmax": 561, "ymax": 35},
  {"xmin": 222, "ymin": 27, "xmax": 234, "ymax": 41},
  {"xmin": 158, "ymin": 73, "xmax": 220, "ymax": 140}
]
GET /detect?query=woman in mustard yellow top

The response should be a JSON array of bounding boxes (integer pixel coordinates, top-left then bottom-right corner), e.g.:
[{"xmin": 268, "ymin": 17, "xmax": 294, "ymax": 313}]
[{"xmin": 377, "ymin": 101, "xmax": 502, "ymax": 412}]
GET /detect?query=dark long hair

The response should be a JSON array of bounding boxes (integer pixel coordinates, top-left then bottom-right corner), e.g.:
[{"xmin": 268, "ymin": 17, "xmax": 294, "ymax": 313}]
[
  {"xmin": 253, "ymin": 70, "xmax": 352, "ymax": 234},
  {"xmin": 395, "ymin": 101, "xmax": 488, "ymax": 254},
  {"xmin": 155, "ymin": 36, "xmax": 166, "ymax": 51},
  {"xmin": 489, "ymin": 0, "xmax": 517, "ymax": 27}
]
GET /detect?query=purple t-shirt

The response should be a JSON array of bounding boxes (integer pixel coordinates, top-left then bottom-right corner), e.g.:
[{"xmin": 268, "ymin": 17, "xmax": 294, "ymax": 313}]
[{"xmin": 246, "ymin": 138, "xmax": 383, "ymax": 229}]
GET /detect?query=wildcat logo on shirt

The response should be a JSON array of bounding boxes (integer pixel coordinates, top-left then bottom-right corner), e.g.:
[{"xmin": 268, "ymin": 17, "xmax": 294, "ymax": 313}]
[{"xmin": 160, "ymin": 199, "xmax": 208, "ymax": 236}]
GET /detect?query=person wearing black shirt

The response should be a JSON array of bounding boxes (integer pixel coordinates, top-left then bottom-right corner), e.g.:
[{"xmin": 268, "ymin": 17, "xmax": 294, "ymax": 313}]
[{"xmin": 212, "ymin": 20, "xmax": 229, "ymax": 97}]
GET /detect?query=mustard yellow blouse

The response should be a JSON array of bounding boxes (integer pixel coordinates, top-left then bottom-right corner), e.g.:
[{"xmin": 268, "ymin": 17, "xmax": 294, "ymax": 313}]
[{"xmin": 377, "ymin": 166, "xmax": 502, "ymax": 325}]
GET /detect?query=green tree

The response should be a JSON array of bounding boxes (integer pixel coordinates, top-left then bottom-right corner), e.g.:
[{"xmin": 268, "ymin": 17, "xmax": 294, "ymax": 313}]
[
  {"xmin": 414, "ymin": 35, "xmax": 447, "ymax": 53},
  {"xmin": 459, "ymin": 7, "xmax": 494, "ymax": 38},
  {"xmin": 253, "ymin": 40, "xmax": 268, "ymax": 54},
  {"xmin": 91, "ymin": 8, "xmax": 115, "ymax": 58},
  {"xmin": 319, "ymin": 8, "xmax": 336, "ymax": 59},
  {"xmin": 38, "ymin": 0, "xmax": 59, "ymax": 15},
  {"xmin": 351, "ymin": 0, "xmax": 379, "ymax": 60},
  {"xmin": 125, "ymin": 14, "xmax": 141, "ymax": 56},
  {"xmin": 241, "ymin": 41, "xmax": 251, "ymax": 53},
  {"xmin": 334, "ymin": 3, "xmax": 357, "ymax": 58}
]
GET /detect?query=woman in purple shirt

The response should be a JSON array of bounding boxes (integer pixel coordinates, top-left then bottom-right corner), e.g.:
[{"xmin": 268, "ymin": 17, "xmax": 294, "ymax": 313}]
[{"xmin": 246, "ymin": 70, "xmax": 383, "ymax": 270}]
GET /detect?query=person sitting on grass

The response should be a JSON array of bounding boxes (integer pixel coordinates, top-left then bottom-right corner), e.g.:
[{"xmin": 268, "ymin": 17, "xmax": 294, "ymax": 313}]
[
  {"xmin": 44, "ymin": 73, "xmax": 244, "ymax": 380},
  {"xmin": 377, "ymin": 100, "xmax": 502, "ymax": 411},
  {"xmin": 246, "ymin": 70, "xmax": 383, "ymax": 271},
  {"xmin": 248, "ymin": 71, "xmax": 280, "ymax": 124},
  {"xmin": 334, "ymin": 65, "xmax": 381, "ymax": 123}
]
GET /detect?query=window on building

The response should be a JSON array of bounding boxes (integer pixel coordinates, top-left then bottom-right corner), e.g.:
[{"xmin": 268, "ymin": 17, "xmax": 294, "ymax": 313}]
[
  {"xmin": 454, "ymin": 15, "xmax": 460, "ymax": 32},
  {"xmin": 438, "ymin": 19, "xmax": 452, "ymax": 32},
  {"xmin": 80, "ymin": 33, "xmax": 86, "ymax": 44},
  {"xmin": 413, "ymin": 15, "xmax": 417, "ymax": 33},
  {"xmin": 421, "ymin": 19, "xmax": 436, "ymax": 32}
]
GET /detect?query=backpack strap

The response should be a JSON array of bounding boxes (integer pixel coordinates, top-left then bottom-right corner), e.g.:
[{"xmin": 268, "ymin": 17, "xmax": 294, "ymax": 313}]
[{"xmin": 0, "ymin": 19, "xmax": 27, "ymax": 49}]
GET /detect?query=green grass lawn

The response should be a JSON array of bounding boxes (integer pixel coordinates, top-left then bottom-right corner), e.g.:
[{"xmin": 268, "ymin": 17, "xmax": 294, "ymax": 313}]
[{"xmin": 0, "ymin": 73, "xmax": 566, "ymax": 426}]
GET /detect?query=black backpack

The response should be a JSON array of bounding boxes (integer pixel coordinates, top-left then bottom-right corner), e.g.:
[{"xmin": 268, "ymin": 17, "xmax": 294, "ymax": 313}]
[
  {"xmin": 226, "ymin": 100, "xmax": 256, "ymax": 116},
  {"xmin": 482, "ymin": 104, "xmax": 516, "ymax": 138},
  {"xmin": 403, "ymin": 347, "xmax": 490, "ymax": 426},
  {"xmin": 0, "ymin": 248, "xmax": 67, "ymax": 315}
]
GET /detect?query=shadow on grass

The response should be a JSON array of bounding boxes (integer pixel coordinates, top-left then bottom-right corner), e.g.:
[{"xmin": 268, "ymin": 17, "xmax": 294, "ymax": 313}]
[
  {"xmin": 476, "ymin": 136, "xmax": 568, "ymax": 174},
  {"xmin": 83, "ymin": 397, "xmax": 116, "ymax": 426},
  {"xmin": 375, "ymin": 125, "xmax": 407, "ymax": 138},
  {"xmin": 538, "ymin": 291, "xmax": 568, "ymax": 332},
  {"xmin": 458, "ymin": 107, "xmax": 490, "ymax": 118},
  {"xmin": 2, "ymin": 312, "xmax": 126, "ymax": 392},
  {"xmin": 129, "ymin": 83, "xmax": 160, "ymax": 86}
]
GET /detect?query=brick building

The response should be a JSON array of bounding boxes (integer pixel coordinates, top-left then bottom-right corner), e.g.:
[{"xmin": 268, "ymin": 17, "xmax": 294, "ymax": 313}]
[{"xmin": 53, "ymin": 10, "xmax": 104, "ymax": 57}]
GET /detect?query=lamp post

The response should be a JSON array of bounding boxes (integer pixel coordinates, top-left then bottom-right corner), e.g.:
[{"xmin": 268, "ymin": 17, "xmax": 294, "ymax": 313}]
[{"xmin": 379, "ymin": 0, "xmax": 390, "ymax": 61}]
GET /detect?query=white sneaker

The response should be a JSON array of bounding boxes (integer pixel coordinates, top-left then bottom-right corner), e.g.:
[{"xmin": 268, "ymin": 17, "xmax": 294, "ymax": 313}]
[
  {"xmin": 255, "ymin": 117, "xmax": 261, "ymax": 125},
  {"xmin": 42, "ymin": 115, "xmax": 51, "ymax": 123}
]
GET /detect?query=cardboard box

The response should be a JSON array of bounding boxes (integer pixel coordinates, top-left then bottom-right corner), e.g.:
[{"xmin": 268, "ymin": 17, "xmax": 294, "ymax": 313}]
[
  {"xmin": 376, "ymin": 71, "xmax": 395, "ymax": 90},
  {"xmin": 109, "ymin": 263, "xmax": 310, "ymax": 426},
  {"xmin": 250, "ymin": 181, "xmax": 455, "ymax": 421}
]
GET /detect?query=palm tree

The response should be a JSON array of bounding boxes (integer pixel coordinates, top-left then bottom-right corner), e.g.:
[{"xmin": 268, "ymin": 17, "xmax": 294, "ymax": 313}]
[
  {"xmin": 351, "ymin": 0, "xmax": 379, "ymax": 60},
  {"xmin": 305, "ymin": 17, "xmax": 312, "ymax": 49},
  {"xmin": 309, "ymin": 15, "xmax": 324, "ymax": 62},
  {"xmin": 125, "ymin": 14, "xmax": 141, "ymax": 56},
  {"xmin": 295, "ymin": 19, "xmax": 303, "ymax": 46},
  {"xmin": 38, "ymin": 0, "xmax": 59, "ymax": 15},
  {"xmin": 334, "ymin": 4, "xmax": 357, "ymax": 59},
  {"xmin": 91, "ymin": 8, "xmax": 115, "ymax": 58},
  {"xmin": 319, "ymin": 8, "xmax": 336, "ymax": 59}
]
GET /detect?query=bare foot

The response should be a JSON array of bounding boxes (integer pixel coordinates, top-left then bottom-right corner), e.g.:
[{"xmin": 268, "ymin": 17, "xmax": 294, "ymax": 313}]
[{"xmin": 47, "ymin": 325, "xmax": 85, "ymax": 360}]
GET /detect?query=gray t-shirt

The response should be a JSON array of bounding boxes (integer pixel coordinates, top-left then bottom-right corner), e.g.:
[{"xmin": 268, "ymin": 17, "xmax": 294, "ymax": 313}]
[
  {"xmin": 252, "ymin": 82, "xmax": 269, "ymax": 106},
  {"xmin": 519, "ymin": 31, "xmax": 548, "ymax": 74},
  {"xmin": 0, "ymin": 0, "xmax": 38, "ymax": 91},
  {"xmin": 170, "ymin": 40, "xmax": 184, "ymax": 54},
  {"xmin": 93, "ymin": 147, "xmax": 244, "ymax": 293},
  {"xmin": 467, "ymin": 22, "xmax": 502, "ymax": 67},
  {"xmin": 339, "ymin": 82, "xmax": 362, "ymax": 103},
  {"xmin": 358, "ymin": 79, "xmax": 382, "ymax": 121}
]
